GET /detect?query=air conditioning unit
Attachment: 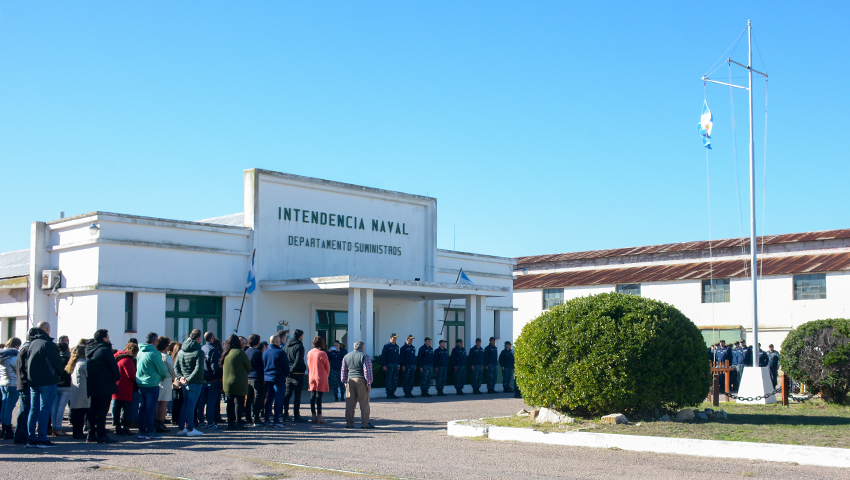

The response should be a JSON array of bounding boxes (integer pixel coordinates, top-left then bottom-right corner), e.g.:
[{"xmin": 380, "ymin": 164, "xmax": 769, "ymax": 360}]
[{"xmin": 41, "ymin": 270, "xmax": 61, "ymax": 290}]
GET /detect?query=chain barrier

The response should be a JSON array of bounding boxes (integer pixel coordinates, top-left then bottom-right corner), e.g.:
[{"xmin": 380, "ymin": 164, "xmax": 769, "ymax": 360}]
[
  {"xmin": 723, "ymin": 386, "xmax": 782, "ymax": 402},
  {"xmin": 789, "ymin": 394, "xmax": 815, "ymax": 403}
]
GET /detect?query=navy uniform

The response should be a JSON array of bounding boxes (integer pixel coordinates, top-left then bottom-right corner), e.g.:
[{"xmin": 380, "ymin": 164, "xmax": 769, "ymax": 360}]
[
  {"xmin": 381, "ymin": 334, "xmax": 401, "ymax": 399},
  {"xmin": 433, "ymin": 341, "xmax": 449, "ymax": 396},
  {"xmin": 713, "ymin": 342, "xmax": 731, "ymax": 393},
  {"xmin": 417, "ymin": 338, "xmax": 435, "ymax": 397},
  {"xmin": 767, "ymin": 346, "xmax": 780, "ymax": 388},
  {"xmin": 400, "ymin": 336, "xmax": 417, "ymax": 398},
  {"xmin": 484, "ymin": 337, "xmax": 499, "ymax": 393},
  {"xmin": 499, "ymin": 342, "xmax": 514, "ymax": 393},
  {"xmin": 327, "ymin": 344, "xmax": 348, "ymax": 401},
  {"xmin": 450, "ymin": 340, "xmax": 467, "ymax": 395},
  {"xmin": 469, "ymin": 339, "xmax": 485, "ymax": 394}
]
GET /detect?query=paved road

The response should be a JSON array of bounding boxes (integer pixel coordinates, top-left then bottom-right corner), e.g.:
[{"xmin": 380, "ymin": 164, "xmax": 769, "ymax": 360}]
[{"xmin": 2, "ymin": 394, "xmax": 847, "ymax": 479}]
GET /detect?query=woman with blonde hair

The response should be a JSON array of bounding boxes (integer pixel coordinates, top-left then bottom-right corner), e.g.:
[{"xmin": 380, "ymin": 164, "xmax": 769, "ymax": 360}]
[
  {"xmin": 155, "ymin": 337, "xmax": 176, "ymax": 433},
  {"xmin": 65, "ymin": 345, "xmax": 89, "ymax": 439},
  {"xmin": 306, "ymin": 336, "xmax": 330, "ymax": 424},
  {"xmin": 169, "ymin": 343, "xmax": 183, "ymax": 426}
]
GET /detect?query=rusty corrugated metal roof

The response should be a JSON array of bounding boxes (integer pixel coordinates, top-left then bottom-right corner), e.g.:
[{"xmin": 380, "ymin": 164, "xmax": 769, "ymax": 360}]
[
  {"xmin": 513, "ymin": 252, "xmax": 850, "ymax": 289},
  {"xmin": 515, "ymin": 228, "xmax": 850, "ymax": 266}
]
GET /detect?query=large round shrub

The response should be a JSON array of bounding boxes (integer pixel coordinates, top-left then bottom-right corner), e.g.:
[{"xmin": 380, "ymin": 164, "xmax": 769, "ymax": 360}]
[
  {"xmin": 514, "ymin": 293, "xmax": 710, "ymax": 416},
  {"xmin": 780, "ymin": 318, "xmax": 850, "ymax": 404}
]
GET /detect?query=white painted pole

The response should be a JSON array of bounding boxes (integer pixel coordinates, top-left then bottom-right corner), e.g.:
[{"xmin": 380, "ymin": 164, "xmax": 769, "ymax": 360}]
[{"xmin": 747, "ymin": 19, "xmax": 759, "ymax": 367}]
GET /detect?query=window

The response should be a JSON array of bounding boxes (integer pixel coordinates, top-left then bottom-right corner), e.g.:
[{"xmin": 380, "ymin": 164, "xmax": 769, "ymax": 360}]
[
  {"xmin": 165, "ymin": 295, "xmax": 222, "ymax": 342},
  {"xmin": 124, "ymin": 292, "xmax": 135, "ymax": 332},
  {"xmin": 543, "ymin": 288, "xmax": 564, "ymax": 310},
  {"xmin": 794, "ymin": 274, "xmax": 826, "ymax": 300},
  {"xmin": 702, "ymin": 279, "xmax": 730, "ymax": 303},
  {"xmin": 6, "ymin": 318, "xmax": 13, "ymax": 342},
  {"xmin": 616, "ymin": 284, "xmax": 641, "ymax": 296},
  {"xmin": 316, "ymin": 310, "xmax": 348, "ymax": 350}
]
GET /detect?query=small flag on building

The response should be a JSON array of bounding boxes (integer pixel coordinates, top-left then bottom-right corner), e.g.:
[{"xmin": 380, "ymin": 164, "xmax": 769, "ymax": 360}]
[
  {"xmin": 698, "ymin": 99, "xmax": 713, "ymax": 149},
  {"xmin": 458, "ymin": 269, "xmax": 474, "ymax": 285},
  {"xmin": 246, "ymin": 250, "xmax": 256, "ymax": 294}
]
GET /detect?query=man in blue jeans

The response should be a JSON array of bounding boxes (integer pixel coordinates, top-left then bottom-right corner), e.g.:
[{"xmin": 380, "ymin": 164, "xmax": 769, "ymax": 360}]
[
  {"xmin": 175, "ymin": 329, "xmax": 205, "ymax": 437},
  {"xmin": 22, "ymin": 322, "xmax": 63, "ymax": 448},
  {"xmin": 136, "ymin": 332, "xmax": 168, "ymax": 439},
  {"xmin": 198, "ymin": 332, "xmax": 222, "ymax": 429},
  {"xmin": 263, "ymin": 335, "xmax": 289, "ymax": 427}
]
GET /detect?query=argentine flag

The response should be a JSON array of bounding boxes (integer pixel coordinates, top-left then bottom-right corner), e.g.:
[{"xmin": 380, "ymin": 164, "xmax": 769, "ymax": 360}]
[
  {"xmin": 246, "ymin": 251, "xmax": 256, "ymax": 294},
  {"xmin": 458, "ymin": 269, "xmax": 474, "ymax": 286},
  {"xmin": 698, "ymin": 100, "xmax": 713, "ymax": 149}
]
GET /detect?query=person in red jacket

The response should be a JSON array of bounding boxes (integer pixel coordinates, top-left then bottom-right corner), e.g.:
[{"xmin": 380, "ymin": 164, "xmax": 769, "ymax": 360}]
[{"xmin": 112, "ymin": 342, "xmax": 138, "ymax": 436}]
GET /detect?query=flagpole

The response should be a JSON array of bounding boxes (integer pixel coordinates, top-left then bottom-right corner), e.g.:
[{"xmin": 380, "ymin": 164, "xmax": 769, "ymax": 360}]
[
  {"xmin": 747, "ymin": 19, "xmax": 759, "ymax": 367},
  {"xmin": 235, "ymin": 249, "xmax": 256, "ymax": 334}
]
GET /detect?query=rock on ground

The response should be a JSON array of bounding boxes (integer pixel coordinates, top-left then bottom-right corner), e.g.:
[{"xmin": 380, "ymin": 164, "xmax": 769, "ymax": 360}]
[
  {"xmin": 674, "ymin": 409, "xmax": 695, "ymax": 421},
  {"xmin": 535, "ymin": 407, "xmax": 575, "ymax": 424},
  {"xmin": 600, "ymin": 413, "xmax": 628, "ymax": 425}
]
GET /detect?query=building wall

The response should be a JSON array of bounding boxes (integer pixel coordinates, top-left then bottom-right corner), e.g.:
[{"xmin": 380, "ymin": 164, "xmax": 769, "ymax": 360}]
[{"xmin": 513, "ymin": 271, "xmax": 850, "ymax": 350}]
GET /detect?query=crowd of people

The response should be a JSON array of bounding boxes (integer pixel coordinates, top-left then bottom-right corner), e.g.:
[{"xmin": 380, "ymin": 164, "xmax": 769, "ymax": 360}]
[
  {"xmin": 0, "ymin": 324, "xmax": 382, "ymax": 448},
  {"xmin": 708, "ymin": 339, "xmax": 781, "ymax": 391}
]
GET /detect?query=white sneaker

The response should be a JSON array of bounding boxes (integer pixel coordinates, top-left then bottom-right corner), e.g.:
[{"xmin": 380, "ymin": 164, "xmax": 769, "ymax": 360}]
[
  {"xmin": 186, "ymin": 429, "xmax": 204, "ymax": 437},
  {"xmin": 176, "ymin": 429, "xmax": 188, "ymax": 436}
]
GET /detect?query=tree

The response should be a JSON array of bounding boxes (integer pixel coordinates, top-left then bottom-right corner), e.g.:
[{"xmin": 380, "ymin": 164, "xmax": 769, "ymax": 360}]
[
  {"xmin": 514, "ymin": 293, "xmax": 710, "ymax": 416},
  {"xmin": 781, "ymin": 318, "xmax": 850, "ymax": 404}
]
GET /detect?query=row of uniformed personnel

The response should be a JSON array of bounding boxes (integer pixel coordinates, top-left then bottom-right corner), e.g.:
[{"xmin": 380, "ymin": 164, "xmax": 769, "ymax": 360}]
[{"xmin": 380, "ymin": 333, "xmax": 514, "ymax": 399}]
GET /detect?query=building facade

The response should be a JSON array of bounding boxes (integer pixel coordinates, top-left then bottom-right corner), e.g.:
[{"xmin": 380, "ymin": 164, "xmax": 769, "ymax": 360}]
[
  {"xmin": 0, "ymin": 169, "xmax": 515, "ymax": 367},
  {"xmin": 512, "ymin": 230, "xmax": 850, "ymax": 349}
]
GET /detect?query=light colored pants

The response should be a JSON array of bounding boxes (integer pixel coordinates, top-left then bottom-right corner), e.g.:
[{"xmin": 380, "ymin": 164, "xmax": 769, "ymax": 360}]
[
  {"xmin": 52, "ymin": 387, "xmax": 71, "ymax": 431},
  {"xmin": 345, "ymin": 378, "xmax": 370, "ymax": 426}
]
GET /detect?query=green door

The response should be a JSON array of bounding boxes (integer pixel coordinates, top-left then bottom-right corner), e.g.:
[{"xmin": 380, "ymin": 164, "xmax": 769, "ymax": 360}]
[{"xmin": 165, "ymin": 295, "xmax": 223, "ymax": 342}]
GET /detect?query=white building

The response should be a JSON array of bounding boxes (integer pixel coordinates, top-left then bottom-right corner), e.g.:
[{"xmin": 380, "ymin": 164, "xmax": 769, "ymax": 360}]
[
  {"xmin": 0, "ymin": 169, "xmax": 515, "ymax": 366},
  {"xmin": 512, "ymin": 230, "xmax": 850, "ymax": 349}
]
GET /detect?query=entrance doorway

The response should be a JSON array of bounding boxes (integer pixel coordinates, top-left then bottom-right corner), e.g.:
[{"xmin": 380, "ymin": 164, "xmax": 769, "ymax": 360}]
[{"xmin": 316, "ymin": 310, "xmax": 348, "ymax": 350}]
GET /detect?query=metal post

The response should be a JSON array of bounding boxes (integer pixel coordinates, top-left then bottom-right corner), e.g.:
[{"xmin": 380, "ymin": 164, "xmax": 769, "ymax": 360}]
[{"xmin": 748, "ymin": 19, "xmax": 759, "ymax": 367}]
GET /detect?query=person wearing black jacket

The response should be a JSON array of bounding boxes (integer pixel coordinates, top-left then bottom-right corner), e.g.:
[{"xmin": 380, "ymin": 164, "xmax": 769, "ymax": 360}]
[
  {"xmin": 198, "ymin": 332, "xmax": 222, "ymax": 429},
  {"xmin": 283, "ymin": 329, "xmax": 308, "ymax": 422},
  {"xmin": 484, "ymin": 337, "xmax": 499, "ymax": 394},
  {"xmin": 85, "ymin": 329, "xmax": 120, "ymax": 443},
  {"xmin": 52, "ymin": 342, "xmax": 72, "ymax": 436},
  {"xmin": 24, "ymin": 322, "xmax": 63, "ymax": 448},
  {"xmin": 14, "ymin": 337, "xmax": 31, "ymax": 444},
  {"xmin": 244, "ymin": 334, "xmax": 265, "ymax": 425}
]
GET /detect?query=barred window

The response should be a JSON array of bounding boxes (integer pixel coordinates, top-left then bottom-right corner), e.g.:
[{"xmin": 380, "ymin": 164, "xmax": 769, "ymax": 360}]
[
  {"xmin": 702, "ymin": 278, "xmax": 730, "ymax": 303},
  {"xmin": 616, "ymin": 284, "xmax": 641, "ymax": 296},
  {"xmin": 543, "ymin": 288, "xmax": 564, "ymax": 310},
  {"xmin": 793, "ymin": 274, "xmax": 826, "ymax": 300}
]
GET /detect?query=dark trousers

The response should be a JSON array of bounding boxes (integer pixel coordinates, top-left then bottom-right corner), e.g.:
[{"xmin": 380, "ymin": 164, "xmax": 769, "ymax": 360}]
[
  {"xmin": 87, "ymin": 395, "xmax": 111, "ymax": 440},
  {"xmin": 225, "ymin": 395, "xmax": 245, "ymax": 427},
  {"xmin": 310, "ymin": 391, "xmax": 323, "ymax": 416},
  {"xmin": 112, "ymin": 399, "xmax": 131, "ymax": 432},
  {"xmin": 246, "ymin": 379, "xmax": 266, "ymax": 422},
  {"xmin": 70, "ymin": 408, "xmax": 89, "ymax": 437},
  {"xmin": 198, "ymin": 380, "xmax": 222, "ymax": 424},
  {"xmin": 283, "ymin": 375, "xmax": 304, "ymax": 417},
  {"xmin": 171, "ymin": 386, "xmax": 184, "ymax": 425},
  {"xmin": 14, "ymin": 389, "xmax": 31, "ymax": 443},
  {"xmin": 264, "ymin": 381, "xmax": 285, "ymax": 423}
]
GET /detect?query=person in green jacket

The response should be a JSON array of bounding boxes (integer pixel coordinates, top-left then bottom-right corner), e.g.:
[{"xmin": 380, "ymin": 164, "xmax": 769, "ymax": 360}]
[
  {"xmin": 174, "ymin": 330, "xmax": 205, "ymax": 437},
  {"xmin": 136, "ymin": 333, "xmax": 168, "ymax": 439},
  {"xmin": 220, "ymin": 334, "xmax": 251, "ymax": 430}
]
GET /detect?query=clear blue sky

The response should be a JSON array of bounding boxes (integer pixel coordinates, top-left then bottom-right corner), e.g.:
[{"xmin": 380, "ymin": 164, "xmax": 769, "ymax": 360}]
[{"xmin": 2, "ymin": 2, "xmax": 847, "ymax": 257}]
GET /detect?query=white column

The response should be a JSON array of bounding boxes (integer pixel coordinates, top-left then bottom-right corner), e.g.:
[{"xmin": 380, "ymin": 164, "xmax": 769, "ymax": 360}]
[
  {"xmin": 475, "ymin": 295, "xmax": 486, "ymax": 340},
  {"xmin": 360, "ymin": 288, "xmax": 373, "ymax": 356},
  {"xmin": 348, "ymin": 288, "xmax": 362, "ymax": 347},
  {"xmin": 493, "ymin": 310, "xmax": 502, "ymax": 340},
  {"xmin": 465, "ymin": 295, "xmax": 477, "ymax": 343}
]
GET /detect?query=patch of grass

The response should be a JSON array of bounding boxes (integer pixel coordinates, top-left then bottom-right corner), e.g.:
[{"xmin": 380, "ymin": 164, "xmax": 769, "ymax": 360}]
[{"xmin": 479, "ymin": 400, "xmax": 850, "ymax": 449}]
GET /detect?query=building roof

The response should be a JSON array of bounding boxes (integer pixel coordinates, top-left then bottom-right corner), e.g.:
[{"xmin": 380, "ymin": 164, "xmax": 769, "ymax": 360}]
[
  {"xmin": 513, "ymin": 251, "xmax": 850, "ymax": 290},
  {"xmin": 195, "ymin": 213, "xmax": 245, "ymax": 227},
  {"xmin": 0, "ymin": 249, "xmax": 29, "ymax": 280},
  {"xmin": 515, "ymin": 228, "xmax": 850, "ymax": 266}
]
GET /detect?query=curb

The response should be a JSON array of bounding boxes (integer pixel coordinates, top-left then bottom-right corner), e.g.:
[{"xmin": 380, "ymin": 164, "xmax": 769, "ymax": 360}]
[
  {"xmin": 449, "ymin": 421, "xmax": 850, "ymax": 469},
  {"xmin": 447, "ymin": 420, "xmax": 488, "ymax": 437}
]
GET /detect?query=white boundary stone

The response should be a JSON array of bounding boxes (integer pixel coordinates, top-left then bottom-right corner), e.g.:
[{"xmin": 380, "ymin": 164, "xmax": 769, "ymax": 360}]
[{"xmin": 484, "ymin": 427, "xmax": 850, "ymax": 469}]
